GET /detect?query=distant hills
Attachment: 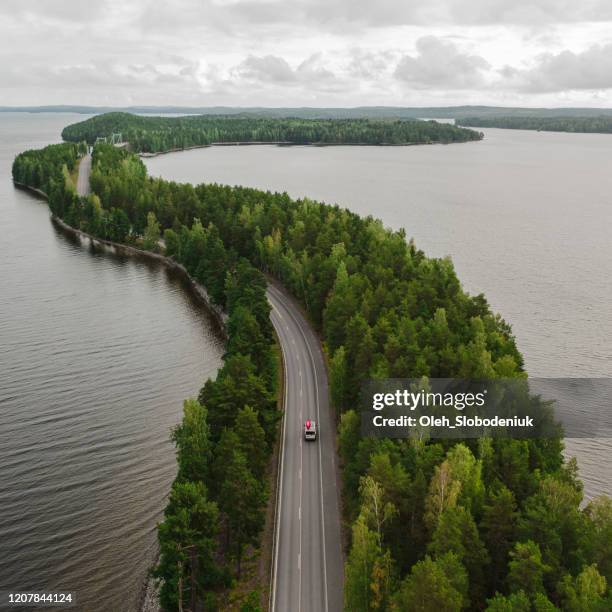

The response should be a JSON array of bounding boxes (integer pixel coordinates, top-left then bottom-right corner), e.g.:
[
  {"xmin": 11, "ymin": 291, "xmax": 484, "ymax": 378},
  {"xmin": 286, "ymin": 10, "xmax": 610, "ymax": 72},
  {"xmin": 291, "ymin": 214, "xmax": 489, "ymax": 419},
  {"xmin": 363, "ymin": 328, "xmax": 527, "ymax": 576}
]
[{"xmin": 4, "ymin": 105, "xmax": 612, "ymax": 119}]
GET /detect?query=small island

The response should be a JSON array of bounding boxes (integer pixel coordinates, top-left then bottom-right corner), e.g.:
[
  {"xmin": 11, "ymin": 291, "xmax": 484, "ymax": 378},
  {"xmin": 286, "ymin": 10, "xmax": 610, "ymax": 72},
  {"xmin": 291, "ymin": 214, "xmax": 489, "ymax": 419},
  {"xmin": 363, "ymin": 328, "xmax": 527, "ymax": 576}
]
[{"xmin": 61, "ymin": 112, "xmax": 483, "ymax": 153}]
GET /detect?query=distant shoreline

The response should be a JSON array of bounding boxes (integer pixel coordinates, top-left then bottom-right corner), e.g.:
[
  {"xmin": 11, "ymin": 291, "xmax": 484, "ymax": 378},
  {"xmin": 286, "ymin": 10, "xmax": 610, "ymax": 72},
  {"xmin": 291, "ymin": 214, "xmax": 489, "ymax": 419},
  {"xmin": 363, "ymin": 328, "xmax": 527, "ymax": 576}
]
[{"xmin": 5, "ymin": 104, "xmax": 612, "ymax": 119}]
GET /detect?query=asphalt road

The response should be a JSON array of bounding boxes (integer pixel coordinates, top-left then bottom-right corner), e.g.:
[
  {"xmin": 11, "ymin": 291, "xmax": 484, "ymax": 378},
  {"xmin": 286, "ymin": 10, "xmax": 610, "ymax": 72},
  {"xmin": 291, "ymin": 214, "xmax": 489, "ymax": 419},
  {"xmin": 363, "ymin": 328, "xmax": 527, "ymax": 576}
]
[
  {"xmin": 268, "ymin": 283, "xmax": 344, "ymax": 612},
  {"xmin": 76, "ymin": 152, "xmax": 91, "ymax": 196}
]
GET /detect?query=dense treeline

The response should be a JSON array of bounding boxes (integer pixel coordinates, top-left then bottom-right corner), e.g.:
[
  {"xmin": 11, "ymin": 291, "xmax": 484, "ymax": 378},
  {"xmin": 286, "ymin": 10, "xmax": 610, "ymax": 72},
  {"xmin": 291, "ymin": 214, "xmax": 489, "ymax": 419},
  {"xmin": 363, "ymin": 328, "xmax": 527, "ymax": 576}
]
[
  {"xmin": 457, "ymin": 116, "xmax": 612, "ymax": 134},
  {"xmin": 61, "ymin": 112, "xmax": 483, "ymax": 152},
  {"xmin": 12, "ymin": 142, "xmax": 89, "ymax": 228},
  {"xmin": 14, "ymin": 138, "xmax": 611, "ymax": 611},
  {"xmin": 12, "ymin": 141, "xmax": 83, "ymax": 193},
  {"xmin": 152, "ymin": 250, "xmax": 277, "ymax": 610}
]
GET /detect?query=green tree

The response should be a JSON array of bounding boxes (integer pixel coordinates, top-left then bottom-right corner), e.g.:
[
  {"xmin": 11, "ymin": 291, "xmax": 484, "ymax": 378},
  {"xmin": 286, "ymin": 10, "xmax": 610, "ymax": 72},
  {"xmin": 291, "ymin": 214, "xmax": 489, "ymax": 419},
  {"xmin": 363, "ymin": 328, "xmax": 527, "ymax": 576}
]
[
  {"xmin": 233, "ymin": 405, "xmax": 268, "ymax": 480},
  {"xmin": 164, "ymin": 228, "xmax": 180, "ymax": 257},
  {"xmin": 557, "ymin": 564, "xmax": 608, "ymax": 612},
  {"xmin": 507, "ymin": 540, "xmax": 550, "ymax": 597},
  {"xmin": 481, "ymin": 485, "xmax": 519, "ymax": 592},
  {"xmin": 429, "ymin": 506, "xmax": 489, "ymax": 605},
  {"xmin": 584, "ymin": 495, "xmax": 612, "ymax": 584},
  {"xmin": 424, "ymin": 459, "xmax": 460, "ymax": 531},
  {"xmin": 83, "ymin": 193, "xmax": 104, "ymax": 236},
  {"xmin": 154, "ymin": 480, "xmax": 220, "ymax": 611},
  {"xmin": 108, "ymin": 207, "xmax": 130, "ymax": 242},
  {"xmin": 211, "ymin": 428, "xmax": 240, "ymax": 496},
  {"xmin": 199, "ymin": 354, "xmax": 275, "ymax": 441},
  {"xmin": 171, "ymin": 399, "xmax": 211, "ymax": 484},
  {"xmin": 324, "ymin": 262, "xmax": 355, "ymax": 351},
  {"xmin": 518, "ymin": 476, "xmax": 586, "ymax": 581},
  {"xmin": 344, "ymin": 515, "xmax": 383, "ymax": 612},
  {"xmin": 445, "ymin": 443, "xmax": 485, "ymax": 517},
  {"xmin": 330, "ymin": 346, "xmax": 349, "ymax": 413},
  {"xmin": 218, "ymin": 448, "xmax": 266, "ymax": 577},
  {"xmin": 485, "ymin": 591, "xmax": 531, "ymax": 612},
  {"xmin": 358, "ymin": 475, "xmax": 398, "ymax": 548},
  {"xmin": 532, "ymin": 593, "xmax": 559, "ymax": 612},
  {"xmin": 226, "ymin": 305, "xmax": 275, "ymax": 383},
  {"xmin": 392, "ymin": 554, "xmax": 466, "ymax": 612},
  {"xmin": 143, "ymin": 210, "xmax": 161, "ymax": 251},
  {"xmin": 370, "ymin": 549, "xmax": 393, "ymax": 611}
]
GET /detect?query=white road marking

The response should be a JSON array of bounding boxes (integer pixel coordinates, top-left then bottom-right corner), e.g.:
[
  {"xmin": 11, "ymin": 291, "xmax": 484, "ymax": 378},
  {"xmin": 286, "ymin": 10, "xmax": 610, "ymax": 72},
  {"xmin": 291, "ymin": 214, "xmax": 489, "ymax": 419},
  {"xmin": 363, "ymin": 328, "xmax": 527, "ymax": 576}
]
[
  {"xmin": 268, "ymin": 286, "xmax": 330, "ymax": 612},
  {"xmin": 276, "ymin": 291, "xmax": 330, "ymax": 612},
  {"xmin": 299, "ymin": 381, "xmax": 303, "ymax": 612},
  {"xmin": 270, "ymin": 300, "xmax": 289, "ymax": 612}
]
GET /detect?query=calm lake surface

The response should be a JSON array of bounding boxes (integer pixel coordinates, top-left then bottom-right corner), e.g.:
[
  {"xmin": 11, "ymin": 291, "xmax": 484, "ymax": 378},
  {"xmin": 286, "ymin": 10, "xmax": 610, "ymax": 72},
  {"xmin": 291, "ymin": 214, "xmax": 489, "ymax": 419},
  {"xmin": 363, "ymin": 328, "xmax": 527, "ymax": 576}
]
[
  {"xmin": 0, "ymin": 114, "xmax": 224, "ymax": 611},
  {"xmin": 145, "ymin": 130, "xmax": 612, "ymax": 499},
  {"xmin": 1, "ymin": 115, "xmax": 610, "ymax": 610}
]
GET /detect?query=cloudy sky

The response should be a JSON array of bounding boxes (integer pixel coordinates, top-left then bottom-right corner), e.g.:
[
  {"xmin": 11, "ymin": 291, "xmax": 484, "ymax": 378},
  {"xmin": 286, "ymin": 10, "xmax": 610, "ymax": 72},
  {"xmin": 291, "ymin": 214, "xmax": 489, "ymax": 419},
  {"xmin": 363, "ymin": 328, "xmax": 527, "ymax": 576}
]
[{"xmin": 3, "ymin": 0, "xmax": 612, "ymax": 107}]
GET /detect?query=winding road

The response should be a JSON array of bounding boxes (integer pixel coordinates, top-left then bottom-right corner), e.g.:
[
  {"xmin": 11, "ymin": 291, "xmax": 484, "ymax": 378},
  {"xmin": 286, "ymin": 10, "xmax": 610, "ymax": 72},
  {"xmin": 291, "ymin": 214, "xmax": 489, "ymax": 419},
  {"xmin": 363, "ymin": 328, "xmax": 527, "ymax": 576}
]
[
  {"xmin": 76, "ymin": 151, "xmax": 344, "ymax": 610},
  {"xmin": 268, "ymin": 283, "xmax": 344, "ymax": 612}
]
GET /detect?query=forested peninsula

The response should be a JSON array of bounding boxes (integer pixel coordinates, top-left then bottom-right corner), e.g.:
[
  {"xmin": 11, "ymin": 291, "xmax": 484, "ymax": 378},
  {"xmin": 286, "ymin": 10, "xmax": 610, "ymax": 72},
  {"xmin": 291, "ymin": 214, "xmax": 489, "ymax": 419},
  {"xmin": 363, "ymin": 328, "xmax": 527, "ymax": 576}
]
[
  {"xmin": 457, "ymin": 116, "xmax": 612, "ymax": 134},
  {"xmin": 13, "ymin": 123, "xmax": 612, "ymax": 611},
  {"xmin": 61, "ymin": 112, "xmax": 482, "ymax": 153}
]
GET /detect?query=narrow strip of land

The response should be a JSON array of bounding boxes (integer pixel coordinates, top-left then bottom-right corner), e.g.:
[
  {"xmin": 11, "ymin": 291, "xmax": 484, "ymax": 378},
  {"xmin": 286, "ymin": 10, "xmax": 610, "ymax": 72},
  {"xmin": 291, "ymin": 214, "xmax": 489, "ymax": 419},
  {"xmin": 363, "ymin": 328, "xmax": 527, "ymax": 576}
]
[{"xmin": 77, "ymin": 149, "xmax": 345, "ymax": 610}]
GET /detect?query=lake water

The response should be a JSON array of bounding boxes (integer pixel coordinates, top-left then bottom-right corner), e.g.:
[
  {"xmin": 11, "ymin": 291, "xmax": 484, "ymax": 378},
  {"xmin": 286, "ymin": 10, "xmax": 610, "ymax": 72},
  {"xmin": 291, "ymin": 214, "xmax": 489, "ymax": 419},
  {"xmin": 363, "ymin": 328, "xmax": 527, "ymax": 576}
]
[
  {"xmin": 145, "ymin": 130, "xmax": 612, "ymax": 499},
  {"xmin": 1, "ymin": 115, "xmax": 610, "ymax": 611},
  {"xmin": 0, "ymin": 114, "xmax": 224, "ymax": 611}
]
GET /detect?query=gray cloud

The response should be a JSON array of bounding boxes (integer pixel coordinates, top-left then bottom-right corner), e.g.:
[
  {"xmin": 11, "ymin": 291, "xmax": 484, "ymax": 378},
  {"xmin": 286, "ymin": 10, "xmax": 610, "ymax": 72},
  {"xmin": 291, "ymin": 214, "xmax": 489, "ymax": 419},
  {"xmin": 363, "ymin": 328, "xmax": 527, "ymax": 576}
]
[
  {"xmin": 346, "ymin": 49, "xmax": 398, "ymax": 79},
  {"xmin": 435, "ymin": 0, "xmax": 612, "ymax": 26},
  {"xmin": 236, "ymin": 55, "xmax": 297, "ymax": 82},
  {"xmin": 0, "ymin": 0, "xmax": 111, "ymax": 22},
  {"xmin": 2, "ymin": 1, "xmax": 612, "ymax": 106},
  {"xmin": 395, "ymin": 37, "xmax": 490, "ymax": 89},
  {"xmin": 16, "ymin": 0, "xmax": 607, "ymax": 39},
  {"xmin": 164, "ymin": 0, "xmax": 612, "ymax": 29},
  {"xmin": 503, "ymin": 43, "xmax": 612, "ymax": 92},
  {"xmin": 233, "ymin": 54, "xmax": 336, "ymax": 86},
  {"xmin": 132, "ymin": 0, "xmax": 612, "ymax": 30}
]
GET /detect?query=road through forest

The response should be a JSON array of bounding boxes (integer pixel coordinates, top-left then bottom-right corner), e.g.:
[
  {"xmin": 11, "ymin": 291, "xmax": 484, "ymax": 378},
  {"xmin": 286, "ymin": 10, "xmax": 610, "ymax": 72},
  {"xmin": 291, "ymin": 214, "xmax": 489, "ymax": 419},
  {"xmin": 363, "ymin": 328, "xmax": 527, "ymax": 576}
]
[
  {"xmin": 268, "ymin": 283, "xmax": 344, "ymax": 612},
  {"xmin": 76, "ymin": 152, "xmax": 345, "ymax": 611}
]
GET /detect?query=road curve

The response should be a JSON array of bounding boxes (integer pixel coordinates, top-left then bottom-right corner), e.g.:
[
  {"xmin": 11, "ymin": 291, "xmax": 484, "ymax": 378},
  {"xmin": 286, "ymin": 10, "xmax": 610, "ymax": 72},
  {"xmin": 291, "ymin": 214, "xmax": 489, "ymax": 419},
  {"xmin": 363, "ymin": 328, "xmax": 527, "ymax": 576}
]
[{"xmin": 268, "ymin": 283, "xmax": 343, "ymax": 612}]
